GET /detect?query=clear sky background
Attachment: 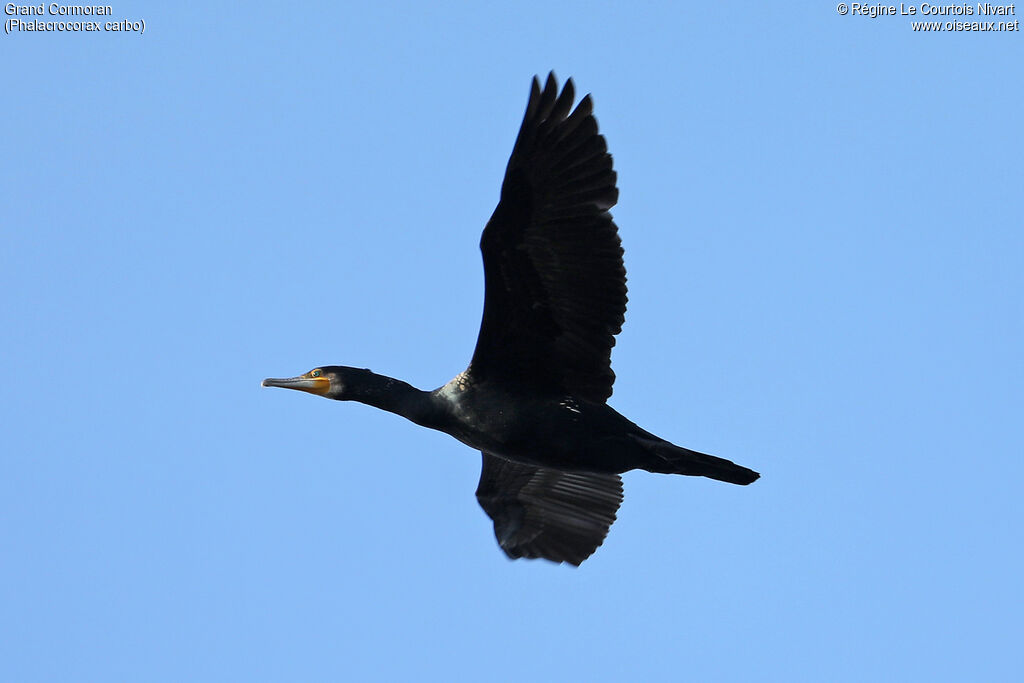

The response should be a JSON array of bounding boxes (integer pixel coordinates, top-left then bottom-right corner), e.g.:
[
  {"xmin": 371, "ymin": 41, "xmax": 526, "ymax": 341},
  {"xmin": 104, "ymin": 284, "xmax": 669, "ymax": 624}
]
[{"xmin": 3, "ymin": 2, "xmax": 1021, "ymax": 681}]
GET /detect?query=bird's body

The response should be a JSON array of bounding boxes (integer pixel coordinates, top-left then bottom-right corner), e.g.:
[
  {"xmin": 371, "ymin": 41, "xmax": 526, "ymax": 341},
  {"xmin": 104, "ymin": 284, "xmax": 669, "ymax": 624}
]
[
  {"xmin": 436, "ymin": 375, "xmax": 648, "ymax": 473},
  {"xmin": 434, "ymin": 374, "xmax": 752, "ymax": 480},
  {"xmin": 264, "ymin": 74, "xmax": 759, "ymax": 565}
]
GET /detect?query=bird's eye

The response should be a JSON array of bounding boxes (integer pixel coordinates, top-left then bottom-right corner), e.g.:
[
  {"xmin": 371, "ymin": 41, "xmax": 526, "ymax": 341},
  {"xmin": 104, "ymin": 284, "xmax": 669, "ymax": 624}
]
[{"xmin": 311, "ymin": 369, "xmax": 322, "ymax": 377}]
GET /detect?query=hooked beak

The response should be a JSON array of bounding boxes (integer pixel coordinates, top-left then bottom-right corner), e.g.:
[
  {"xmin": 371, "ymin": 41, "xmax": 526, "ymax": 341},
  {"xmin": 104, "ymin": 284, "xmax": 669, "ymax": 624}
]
[{"xmin": 261, "ymin": 375, "xmax": 331, "ymax": 396}]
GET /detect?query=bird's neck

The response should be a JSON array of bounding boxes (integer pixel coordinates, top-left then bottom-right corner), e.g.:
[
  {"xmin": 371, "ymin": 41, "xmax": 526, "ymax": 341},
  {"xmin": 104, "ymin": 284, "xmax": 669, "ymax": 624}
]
[{"xmin": 344, "ymin": 372, "xmax": 445, "ymax": 429}]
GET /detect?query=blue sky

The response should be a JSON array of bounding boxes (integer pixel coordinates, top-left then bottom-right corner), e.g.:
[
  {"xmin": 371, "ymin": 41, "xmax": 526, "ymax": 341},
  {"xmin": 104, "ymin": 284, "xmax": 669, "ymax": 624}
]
[{"xmin": 3, "ymin": 2, "xmax": 1021, "ymax": 681}]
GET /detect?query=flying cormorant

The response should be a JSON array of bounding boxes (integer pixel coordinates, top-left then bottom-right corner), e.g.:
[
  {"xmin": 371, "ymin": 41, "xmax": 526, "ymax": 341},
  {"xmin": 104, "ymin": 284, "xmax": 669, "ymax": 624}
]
[{"xmin": 264, "ymin": 74, "xmax": 759, "ymax": 566}]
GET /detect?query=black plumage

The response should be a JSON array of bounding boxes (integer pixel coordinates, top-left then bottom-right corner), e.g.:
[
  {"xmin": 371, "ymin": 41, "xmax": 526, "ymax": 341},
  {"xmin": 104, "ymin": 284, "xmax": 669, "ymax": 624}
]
[
  {"xmin": 473, "ymin": 76, "xmax": 624, "ymax": 403},
  {"xmin": 263, "ymin": 74, "xmax": 759, "ymax": 566}
]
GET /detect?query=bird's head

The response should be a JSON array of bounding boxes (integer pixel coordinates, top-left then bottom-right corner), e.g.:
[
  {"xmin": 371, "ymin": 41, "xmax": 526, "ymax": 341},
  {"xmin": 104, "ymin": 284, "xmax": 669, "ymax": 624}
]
[{"xmin": 261, "ymin": 366, "xmax": 358, "ymax": 400}]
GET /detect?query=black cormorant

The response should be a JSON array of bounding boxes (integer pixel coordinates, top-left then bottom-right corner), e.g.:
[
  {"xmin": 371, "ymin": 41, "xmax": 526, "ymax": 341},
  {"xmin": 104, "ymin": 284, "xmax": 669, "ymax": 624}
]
[{"xmin": 263, "ymin": 74, "xmax": 759, "ymax": 566}]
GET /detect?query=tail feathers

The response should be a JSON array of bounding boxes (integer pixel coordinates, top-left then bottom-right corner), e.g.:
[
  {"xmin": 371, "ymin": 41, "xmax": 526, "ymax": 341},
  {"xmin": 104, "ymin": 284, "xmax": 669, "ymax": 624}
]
[{"xmin": 638, "ymin": 437, "xmax": 760, "ymax": 485}]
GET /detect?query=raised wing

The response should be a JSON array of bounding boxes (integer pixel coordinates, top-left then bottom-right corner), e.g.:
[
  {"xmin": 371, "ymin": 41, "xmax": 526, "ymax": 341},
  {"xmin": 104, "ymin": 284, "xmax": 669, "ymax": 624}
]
[
  {"xmin": 475, "ymin": 452, "xmax": 624, "ymax": 566},
  {"xmin": 470, "ymin": 73, "xmax": 627, "ymax": 402}
]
